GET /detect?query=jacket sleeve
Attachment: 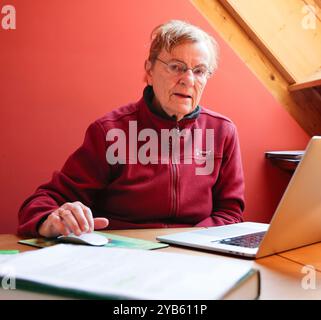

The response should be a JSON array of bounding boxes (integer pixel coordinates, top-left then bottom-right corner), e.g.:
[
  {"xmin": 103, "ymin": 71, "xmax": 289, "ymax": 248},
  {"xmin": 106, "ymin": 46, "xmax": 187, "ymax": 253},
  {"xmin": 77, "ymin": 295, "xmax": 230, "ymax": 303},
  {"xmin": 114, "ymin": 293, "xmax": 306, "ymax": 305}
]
[
  {"xmin": 17, "ymin": 121, "xmax": 110, "ymax": 237},
  {"xmin": 195, "ymin": 124, "xmax": 245, "ymax": 227}
]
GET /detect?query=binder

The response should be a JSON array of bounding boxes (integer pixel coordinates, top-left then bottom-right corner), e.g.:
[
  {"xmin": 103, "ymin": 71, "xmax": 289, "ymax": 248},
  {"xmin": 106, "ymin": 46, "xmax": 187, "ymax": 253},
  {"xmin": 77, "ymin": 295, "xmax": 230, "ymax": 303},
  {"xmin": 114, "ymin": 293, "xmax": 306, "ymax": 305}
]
[{"xmin": 0, "ymin": 244, "xmax": 260, "ymax": 300}]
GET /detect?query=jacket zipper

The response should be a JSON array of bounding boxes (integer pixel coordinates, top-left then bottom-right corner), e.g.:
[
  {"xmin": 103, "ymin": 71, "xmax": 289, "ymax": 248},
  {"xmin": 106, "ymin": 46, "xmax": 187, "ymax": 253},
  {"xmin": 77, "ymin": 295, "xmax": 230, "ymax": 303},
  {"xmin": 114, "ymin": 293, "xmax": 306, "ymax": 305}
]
[{"xmin": 169, "ymin": 122, "xmax": 180, "ymax": 217}]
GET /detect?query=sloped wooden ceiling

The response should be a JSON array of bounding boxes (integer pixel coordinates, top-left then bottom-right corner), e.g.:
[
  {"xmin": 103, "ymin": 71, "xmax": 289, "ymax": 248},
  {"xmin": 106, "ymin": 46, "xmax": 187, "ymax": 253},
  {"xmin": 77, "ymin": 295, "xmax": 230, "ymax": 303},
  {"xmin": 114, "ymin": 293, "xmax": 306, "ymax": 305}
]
[{"xmin": 191, "ymin": 0, "xmax": 321, "ymax": 136}]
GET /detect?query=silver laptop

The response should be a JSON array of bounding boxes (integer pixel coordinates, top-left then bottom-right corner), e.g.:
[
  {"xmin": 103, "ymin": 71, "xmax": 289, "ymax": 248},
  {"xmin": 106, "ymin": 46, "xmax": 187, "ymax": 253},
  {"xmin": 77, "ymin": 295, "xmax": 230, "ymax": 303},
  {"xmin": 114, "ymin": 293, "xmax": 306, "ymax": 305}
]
[{"xmin": 157, "ymin": 136, "xmax": 321, "ymax": 259}]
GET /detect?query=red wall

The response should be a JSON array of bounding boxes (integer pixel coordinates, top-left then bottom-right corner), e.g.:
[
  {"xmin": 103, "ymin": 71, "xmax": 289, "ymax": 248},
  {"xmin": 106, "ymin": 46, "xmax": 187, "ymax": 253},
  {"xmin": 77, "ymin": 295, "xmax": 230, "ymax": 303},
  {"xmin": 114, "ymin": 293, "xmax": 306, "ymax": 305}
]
[{"xmin": 0, "ymin": 0, "xmax": 309, "ymax": 233}]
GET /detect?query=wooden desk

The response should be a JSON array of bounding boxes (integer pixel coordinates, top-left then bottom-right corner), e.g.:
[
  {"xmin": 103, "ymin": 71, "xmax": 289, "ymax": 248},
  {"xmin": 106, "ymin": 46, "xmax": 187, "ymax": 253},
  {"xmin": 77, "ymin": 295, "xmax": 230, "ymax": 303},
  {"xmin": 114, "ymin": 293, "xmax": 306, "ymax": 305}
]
[
  {"xmin": 1, "ymin": 228, "xmax": 321, "ymax": 300},
  {"xmin": 279, "ymin": 242, "xmax": 321, "ymax": 272}
]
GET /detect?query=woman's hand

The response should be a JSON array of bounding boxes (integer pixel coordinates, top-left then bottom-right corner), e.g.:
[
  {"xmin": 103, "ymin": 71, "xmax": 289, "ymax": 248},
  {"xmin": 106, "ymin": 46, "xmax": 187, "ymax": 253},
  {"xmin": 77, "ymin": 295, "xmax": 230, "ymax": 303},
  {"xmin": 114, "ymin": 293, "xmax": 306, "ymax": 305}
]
[{"xmin": 38, "ymin": 201, "xmax": 109, "ymax": 238}]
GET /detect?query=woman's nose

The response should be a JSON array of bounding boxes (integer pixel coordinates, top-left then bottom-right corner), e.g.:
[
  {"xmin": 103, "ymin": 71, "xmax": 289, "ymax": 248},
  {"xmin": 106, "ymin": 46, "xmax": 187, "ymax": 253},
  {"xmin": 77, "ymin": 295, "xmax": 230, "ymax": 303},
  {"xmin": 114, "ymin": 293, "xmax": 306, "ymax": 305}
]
[{"xmin": 179, "ymin": 69, "xmax": 195, "ymax": 86}]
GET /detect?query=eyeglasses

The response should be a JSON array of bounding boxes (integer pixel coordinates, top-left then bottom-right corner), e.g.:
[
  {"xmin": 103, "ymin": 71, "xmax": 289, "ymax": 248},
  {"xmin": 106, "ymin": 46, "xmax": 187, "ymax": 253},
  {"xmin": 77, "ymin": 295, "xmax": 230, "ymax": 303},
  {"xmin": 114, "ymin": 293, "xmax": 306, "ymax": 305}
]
[{"xmin": 155, "ymin": 57, "xmax": 212, "ymax": 82}]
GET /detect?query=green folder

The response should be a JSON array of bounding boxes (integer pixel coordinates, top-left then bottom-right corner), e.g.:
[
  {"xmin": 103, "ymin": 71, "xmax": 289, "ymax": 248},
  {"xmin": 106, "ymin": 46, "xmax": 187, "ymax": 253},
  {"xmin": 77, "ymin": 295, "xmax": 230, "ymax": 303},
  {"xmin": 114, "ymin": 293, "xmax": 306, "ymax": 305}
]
[
  {"xmin": 0, "ymin": 250, "xmax": 20, "ymax": 254},
  {"xmin": 18, "ymin": 231, "xmax": 168, "ymax": 250}
]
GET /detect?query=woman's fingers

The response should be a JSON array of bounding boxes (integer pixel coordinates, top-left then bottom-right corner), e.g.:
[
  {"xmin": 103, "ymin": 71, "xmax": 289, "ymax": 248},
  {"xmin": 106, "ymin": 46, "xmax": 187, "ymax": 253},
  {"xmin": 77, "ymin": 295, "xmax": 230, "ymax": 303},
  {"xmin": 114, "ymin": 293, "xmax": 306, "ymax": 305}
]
[
  {"xmin": 38, "ymin": 201, "xmax": 108, "ymax": 238},
  {"xmin": 58, "ymin": 208, "xmax": 82, "ymax": 236},
  {"xmin": 49, "ymin": 212, "xmax": 71, "ymax": 236},
  {"xmin": 94, "ymin": 218, "xmax": 109, "ymax": 230},
  {"xmin": 77, "ymin": 202, "xmax": 95, "ymax": 232},
  {"xmin": 60, "ymin": 203, "xmax": 90, "ymax": 233},
  {"xmin": 39, "ymin": 211, "xmax": 71, "ymax": 238}
]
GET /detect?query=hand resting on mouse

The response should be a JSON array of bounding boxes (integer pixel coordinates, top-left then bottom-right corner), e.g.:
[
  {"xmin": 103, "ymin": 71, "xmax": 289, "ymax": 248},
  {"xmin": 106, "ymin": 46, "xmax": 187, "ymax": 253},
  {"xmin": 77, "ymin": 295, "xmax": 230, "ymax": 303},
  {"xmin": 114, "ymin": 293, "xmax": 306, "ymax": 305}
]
[{"xmin": 38, "ymin": 201, "xmax": 109, "ymax": 238}]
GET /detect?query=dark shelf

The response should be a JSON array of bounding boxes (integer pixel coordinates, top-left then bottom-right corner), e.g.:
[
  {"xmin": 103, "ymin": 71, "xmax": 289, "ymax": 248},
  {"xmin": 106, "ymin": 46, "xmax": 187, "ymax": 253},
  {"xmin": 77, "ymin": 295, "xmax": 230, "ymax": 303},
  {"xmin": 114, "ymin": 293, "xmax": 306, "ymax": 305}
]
[
  {"xmin": 268, "ymin": 158, "xmax": 300, "ymax": 172},
  {"xmin": 265, "ymin": 150, "xmax": 304, "ymax": 172}
]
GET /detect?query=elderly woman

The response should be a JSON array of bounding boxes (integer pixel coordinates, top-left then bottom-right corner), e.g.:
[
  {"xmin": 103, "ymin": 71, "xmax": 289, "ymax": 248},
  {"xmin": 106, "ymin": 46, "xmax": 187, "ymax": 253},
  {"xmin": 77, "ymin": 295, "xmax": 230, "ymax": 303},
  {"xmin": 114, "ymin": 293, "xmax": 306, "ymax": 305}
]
[{"xmin": 18, "ymin": 20, "xmax": 244, "ymax": 238}]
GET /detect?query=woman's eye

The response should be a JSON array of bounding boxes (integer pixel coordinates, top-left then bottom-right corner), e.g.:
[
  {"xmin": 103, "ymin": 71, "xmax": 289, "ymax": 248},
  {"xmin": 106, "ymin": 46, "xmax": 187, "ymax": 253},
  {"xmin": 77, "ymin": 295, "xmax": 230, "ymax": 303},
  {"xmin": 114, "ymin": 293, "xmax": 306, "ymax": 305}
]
[
  {"xmin": 169, "ymin": 63, "xmax": 183, "ymax": 73},
  {"xmin": 193, "ymin": 68, "xmax": 206, "ymax": 76}
]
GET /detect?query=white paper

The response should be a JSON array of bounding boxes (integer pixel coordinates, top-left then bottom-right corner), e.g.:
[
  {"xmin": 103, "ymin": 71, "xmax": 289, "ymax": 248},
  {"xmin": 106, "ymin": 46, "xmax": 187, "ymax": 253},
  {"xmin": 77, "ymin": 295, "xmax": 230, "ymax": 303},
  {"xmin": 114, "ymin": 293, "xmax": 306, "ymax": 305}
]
[
  {"xmin": 0, "ymin": 254, "xmax": 19, "ymax": 264},
  {"xmin": 0, "ymin": 244, "xmax": 254, "ymax": 299}
]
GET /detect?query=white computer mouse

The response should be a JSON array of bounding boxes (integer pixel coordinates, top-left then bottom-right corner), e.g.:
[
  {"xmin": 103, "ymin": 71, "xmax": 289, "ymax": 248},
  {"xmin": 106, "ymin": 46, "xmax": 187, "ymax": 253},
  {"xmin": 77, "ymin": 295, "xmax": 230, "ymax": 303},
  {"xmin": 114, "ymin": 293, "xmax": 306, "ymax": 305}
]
[{"xmin": 57, "ymin": 232, "xmax": 109, "ymax": 246}]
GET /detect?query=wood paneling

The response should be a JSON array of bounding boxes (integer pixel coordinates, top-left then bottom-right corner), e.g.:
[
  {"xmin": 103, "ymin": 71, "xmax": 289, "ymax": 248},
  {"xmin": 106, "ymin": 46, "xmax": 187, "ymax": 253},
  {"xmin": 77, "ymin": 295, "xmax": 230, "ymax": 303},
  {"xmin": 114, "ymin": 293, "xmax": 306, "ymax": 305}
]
[
  {"xmin": 221, "ymin": 0, "xmax": 321, "ymax": 83},
  {"xmin": 289, "ymin": 69, "xmax": 321, "ymax": 91},
  {"xmin": 191, "ymin": 0, "xmax": 321, "ymax": 136}
]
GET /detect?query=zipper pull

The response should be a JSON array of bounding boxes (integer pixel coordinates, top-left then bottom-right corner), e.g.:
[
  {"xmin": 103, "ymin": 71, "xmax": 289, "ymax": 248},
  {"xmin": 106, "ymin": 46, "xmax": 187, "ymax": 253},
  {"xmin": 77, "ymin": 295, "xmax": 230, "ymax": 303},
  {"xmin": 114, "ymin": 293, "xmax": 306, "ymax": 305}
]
[
  {"xmin": 170, "ymin": 115, "xmax": 179, "ymax": 129},
  {"xmin": 172, "ymin": 115, "xmax": 180, "ymax": 135}
]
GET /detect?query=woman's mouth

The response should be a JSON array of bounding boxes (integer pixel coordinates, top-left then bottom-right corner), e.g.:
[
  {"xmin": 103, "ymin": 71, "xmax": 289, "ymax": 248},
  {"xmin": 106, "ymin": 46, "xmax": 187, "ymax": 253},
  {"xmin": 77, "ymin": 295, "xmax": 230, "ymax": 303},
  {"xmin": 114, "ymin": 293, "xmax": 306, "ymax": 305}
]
[{"xmin": 173, "ymin": 93, "xmax": 192, "ymax": 99}]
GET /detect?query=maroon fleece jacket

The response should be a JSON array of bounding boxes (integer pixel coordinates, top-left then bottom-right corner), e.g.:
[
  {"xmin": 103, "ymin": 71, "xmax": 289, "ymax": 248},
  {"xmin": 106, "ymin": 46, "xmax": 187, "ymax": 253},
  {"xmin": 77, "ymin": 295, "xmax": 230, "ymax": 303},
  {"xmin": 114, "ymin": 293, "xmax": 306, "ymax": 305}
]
[{"xmin": 18, "ymin": 87, "xmax": 245, "ymax": 237}]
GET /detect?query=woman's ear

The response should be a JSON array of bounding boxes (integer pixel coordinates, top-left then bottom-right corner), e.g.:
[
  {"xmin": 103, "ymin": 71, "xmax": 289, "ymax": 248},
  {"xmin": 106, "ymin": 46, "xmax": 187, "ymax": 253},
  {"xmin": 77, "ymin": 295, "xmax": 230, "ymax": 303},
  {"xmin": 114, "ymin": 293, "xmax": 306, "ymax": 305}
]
[{"xmin": 144, "ymin": 60, "xmax": 153, "ymax": 86}]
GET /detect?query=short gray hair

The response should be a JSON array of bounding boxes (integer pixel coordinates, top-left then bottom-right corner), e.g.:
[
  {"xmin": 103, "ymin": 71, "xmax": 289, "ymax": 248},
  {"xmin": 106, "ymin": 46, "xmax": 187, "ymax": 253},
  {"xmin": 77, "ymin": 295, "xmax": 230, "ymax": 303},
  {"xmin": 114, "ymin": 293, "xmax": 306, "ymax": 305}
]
[{"xmin": 147, "ymin": 20, "xmax": 219, "ymax": 72}]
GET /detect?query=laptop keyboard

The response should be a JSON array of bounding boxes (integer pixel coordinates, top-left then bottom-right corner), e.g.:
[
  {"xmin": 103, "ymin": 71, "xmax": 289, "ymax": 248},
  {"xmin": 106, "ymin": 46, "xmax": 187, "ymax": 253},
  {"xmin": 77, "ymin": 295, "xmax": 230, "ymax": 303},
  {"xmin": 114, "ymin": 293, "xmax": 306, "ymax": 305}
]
[{"xmin": 218, "ymin": 231, "xmax": 266, "ymax": 248}]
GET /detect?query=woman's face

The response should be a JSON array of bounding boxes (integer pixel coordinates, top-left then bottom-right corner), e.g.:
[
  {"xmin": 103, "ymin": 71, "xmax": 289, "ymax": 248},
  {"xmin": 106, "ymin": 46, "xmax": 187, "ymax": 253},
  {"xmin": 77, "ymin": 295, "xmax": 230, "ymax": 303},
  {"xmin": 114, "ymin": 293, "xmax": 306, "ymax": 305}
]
[{"xmin": 146, "ymin": 41, "xmax": 212, "ymax": 121}]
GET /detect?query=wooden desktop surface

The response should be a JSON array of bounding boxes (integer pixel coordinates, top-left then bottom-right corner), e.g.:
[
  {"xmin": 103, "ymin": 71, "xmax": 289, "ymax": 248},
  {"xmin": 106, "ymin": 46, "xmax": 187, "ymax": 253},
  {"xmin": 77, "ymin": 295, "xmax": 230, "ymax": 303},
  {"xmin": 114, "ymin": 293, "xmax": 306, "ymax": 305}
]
[{"xmin": 1, "ymin": 228, "xmax": 321, "ymax": 300}]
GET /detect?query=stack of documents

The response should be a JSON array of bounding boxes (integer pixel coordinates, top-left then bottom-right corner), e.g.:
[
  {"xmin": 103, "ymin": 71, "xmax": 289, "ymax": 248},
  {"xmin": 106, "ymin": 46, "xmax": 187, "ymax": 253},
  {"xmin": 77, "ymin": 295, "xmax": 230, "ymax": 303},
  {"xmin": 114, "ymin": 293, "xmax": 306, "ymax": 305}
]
[{"xmin": 0, "ymin": 244, "xmax": 260, "ymax": 300}]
